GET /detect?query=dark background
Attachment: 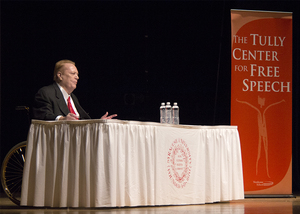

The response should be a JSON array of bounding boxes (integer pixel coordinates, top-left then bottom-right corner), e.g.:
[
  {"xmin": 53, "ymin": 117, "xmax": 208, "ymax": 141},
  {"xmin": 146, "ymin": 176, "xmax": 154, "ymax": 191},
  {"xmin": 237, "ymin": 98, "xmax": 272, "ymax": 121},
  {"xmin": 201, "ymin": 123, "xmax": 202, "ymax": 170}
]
[{"xmin": 1, "ymin": 0, "xmax": 299, "ymax": 194}]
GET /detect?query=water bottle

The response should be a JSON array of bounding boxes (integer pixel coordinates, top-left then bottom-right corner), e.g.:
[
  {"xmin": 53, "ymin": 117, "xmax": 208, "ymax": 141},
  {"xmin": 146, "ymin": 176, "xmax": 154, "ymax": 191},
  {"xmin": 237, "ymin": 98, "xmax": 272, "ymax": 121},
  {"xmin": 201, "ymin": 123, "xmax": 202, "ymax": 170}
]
[
  {"xmin": 165, "ymin": 102, "xmax": 172, "ymax": 124},
  {"xmin": 172, "ymin": 102, "xmax": 179, "ymax": 125},
  {"xmin": 160, "ymin": 102, "xmax": 166, "ymax": 123}
]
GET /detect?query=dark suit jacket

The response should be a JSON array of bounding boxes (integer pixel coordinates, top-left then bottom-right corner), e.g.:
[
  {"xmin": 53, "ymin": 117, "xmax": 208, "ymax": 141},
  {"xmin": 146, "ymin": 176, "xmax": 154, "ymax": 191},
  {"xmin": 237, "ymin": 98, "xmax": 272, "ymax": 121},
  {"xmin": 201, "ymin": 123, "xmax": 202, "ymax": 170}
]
[{"xmin": 32, "ymin": 82, "xmax": 91, "ymax": 120}]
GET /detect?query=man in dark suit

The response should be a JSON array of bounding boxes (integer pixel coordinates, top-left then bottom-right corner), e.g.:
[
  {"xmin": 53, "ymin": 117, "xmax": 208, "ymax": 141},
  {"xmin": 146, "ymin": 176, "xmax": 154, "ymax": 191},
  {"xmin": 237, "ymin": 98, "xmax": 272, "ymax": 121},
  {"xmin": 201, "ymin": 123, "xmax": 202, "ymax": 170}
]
[{"xmin": 32, "ymin": 60, "xmax": 117, "ymax": 120}]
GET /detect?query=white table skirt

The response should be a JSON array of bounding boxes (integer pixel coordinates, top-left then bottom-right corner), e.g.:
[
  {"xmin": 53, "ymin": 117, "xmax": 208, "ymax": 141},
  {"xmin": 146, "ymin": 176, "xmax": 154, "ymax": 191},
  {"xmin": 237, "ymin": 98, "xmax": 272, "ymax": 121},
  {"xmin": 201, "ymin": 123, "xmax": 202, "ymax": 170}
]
[{"xmin": 21, "ymin": 119, "xmax": 244, "ymax": 207}]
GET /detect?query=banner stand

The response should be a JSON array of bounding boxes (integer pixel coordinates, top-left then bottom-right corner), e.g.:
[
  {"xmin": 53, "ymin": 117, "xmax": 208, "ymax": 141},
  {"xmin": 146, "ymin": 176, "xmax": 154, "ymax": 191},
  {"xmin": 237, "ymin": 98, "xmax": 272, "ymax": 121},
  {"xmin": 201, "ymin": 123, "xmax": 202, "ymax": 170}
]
[
  {"xmin": 245, "ymin": 194, "xmax": 295, "ymax": 198},
  {"xmin": 231, "ymin": 9, "xmax": 293, "ymax": 196}
]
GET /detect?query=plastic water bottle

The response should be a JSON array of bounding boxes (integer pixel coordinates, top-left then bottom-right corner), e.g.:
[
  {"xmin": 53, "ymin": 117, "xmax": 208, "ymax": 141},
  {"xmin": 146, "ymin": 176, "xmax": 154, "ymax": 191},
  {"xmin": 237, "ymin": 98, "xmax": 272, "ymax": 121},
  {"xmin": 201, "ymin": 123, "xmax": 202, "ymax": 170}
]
[
  {"xmin": 172, "ymin": 102, "xmax": 179, "ymax": 125},
  {"xmin": 160, "ymin": 102, "xmax": 166, "ymax": 123},
  {"xmin": 165, "ymin": 102, "xmax": 172, "ymax": 124}
]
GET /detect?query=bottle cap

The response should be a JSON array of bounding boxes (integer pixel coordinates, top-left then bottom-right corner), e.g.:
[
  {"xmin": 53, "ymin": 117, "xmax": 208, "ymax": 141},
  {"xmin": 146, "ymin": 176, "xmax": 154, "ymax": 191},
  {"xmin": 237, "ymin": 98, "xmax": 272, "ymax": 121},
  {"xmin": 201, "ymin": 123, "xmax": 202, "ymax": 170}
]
[
  {"xmin": 173, "ymin": 102, "xmax": 177, "ymax": 106},
  {"xmin": 161, "ymin": 102, "xmax": 165, "ymax": 105}
]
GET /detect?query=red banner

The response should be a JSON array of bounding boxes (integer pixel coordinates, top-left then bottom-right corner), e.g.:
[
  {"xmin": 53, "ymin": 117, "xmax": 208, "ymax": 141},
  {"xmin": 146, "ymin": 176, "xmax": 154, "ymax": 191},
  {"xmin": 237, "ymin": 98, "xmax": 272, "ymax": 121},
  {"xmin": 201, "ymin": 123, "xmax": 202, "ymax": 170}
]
[{"xmin": 231, "ymin": 10, "xmax": 293, "ymax": 195}]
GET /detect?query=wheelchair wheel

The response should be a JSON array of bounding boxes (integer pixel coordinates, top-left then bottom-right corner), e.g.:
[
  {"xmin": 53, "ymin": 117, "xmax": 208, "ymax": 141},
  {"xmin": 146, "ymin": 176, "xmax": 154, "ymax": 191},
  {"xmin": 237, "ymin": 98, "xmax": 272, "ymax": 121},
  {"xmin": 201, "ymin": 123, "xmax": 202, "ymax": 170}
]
[{"xmin": 1, "ymin": 141, "xmax": 27, "ymax": 206}]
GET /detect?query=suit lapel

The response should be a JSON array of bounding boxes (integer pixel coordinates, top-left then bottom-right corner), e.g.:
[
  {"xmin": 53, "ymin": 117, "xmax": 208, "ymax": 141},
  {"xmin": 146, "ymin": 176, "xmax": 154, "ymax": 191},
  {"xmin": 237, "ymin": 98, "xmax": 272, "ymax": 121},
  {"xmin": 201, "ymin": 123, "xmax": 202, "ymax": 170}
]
[
  {"xmin": 71, "ymin": 94, "xmax": 84, "ymax": 117},
  {"xmin": 53, "ymin": 83, "xmax": 69, "ymax": 116},
  {"xmin": 71, "ymin": 93, "xmax": 90, "ymax": 119}
]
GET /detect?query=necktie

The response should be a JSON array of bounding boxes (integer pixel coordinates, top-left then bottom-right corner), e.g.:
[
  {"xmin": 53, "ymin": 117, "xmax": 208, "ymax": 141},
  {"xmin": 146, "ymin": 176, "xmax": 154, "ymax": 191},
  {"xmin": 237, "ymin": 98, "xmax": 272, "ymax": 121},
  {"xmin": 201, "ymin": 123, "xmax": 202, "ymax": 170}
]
[{"xmin": 67, "ymin": 96, "xmax": 78, "ymax": 119}]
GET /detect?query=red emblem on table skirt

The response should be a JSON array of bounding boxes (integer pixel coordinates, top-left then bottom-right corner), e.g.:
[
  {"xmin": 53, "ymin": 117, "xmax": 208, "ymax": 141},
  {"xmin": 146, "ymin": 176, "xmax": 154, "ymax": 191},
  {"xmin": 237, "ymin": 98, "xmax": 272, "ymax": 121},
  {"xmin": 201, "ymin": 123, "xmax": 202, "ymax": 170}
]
[{"xmin": 167, "ymin": 138, "xmax": 192, "ymax": 188}]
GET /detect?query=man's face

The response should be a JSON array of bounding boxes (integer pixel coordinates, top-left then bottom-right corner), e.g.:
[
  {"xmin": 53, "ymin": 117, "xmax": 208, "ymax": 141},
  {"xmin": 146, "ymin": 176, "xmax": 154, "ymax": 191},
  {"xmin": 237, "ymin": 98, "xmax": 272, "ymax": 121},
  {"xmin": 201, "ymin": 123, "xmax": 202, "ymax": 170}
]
[{"xmin": 58, "ymin": 63, "xmax": 79, "ymax": 94}]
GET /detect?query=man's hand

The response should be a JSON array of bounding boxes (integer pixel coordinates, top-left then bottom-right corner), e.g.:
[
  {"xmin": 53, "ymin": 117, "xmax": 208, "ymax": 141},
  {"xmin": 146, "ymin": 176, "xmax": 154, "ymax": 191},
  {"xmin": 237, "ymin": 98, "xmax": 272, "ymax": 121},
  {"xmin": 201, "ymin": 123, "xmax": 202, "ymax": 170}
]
[
  {"xmin": 59, "ymin": 113, "xmax": 79, "ymax": 120},
  {"xmin": 101, "ymin": 112, "xmax": 117, "ymax": 120}
]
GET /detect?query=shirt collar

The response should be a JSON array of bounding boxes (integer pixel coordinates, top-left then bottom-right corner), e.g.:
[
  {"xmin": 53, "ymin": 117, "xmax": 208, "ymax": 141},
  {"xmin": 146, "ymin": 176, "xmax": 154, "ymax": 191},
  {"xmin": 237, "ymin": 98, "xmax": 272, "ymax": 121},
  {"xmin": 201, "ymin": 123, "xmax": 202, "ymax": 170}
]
[{"xmin": 56, "ymin": 82, "xmax": 70, "ymax": 102}]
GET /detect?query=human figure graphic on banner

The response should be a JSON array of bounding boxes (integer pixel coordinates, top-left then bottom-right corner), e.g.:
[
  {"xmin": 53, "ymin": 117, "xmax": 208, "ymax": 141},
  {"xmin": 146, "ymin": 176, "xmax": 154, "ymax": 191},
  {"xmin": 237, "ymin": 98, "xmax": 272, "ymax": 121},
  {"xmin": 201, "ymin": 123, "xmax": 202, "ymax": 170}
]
[{"xmin": 236, "ymin": 96, "xmax": 285, "ymax": 178}]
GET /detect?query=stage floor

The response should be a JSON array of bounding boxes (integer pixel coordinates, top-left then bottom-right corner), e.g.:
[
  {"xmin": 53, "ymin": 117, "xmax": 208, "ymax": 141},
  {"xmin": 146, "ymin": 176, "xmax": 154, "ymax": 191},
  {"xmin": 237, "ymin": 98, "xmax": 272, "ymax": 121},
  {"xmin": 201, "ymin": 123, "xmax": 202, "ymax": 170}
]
[{"xmin": 1, "ymin": 193, "xmax": 300, "ymax": 214}]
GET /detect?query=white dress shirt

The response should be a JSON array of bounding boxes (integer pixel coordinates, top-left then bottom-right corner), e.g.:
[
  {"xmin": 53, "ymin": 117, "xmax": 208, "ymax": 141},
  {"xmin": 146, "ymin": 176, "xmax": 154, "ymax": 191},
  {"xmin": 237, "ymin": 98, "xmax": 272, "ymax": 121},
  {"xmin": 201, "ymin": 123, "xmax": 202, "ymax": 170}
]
[{"xmin": 55, "ymin": 83, "xmax": 79, "ymax": 120}]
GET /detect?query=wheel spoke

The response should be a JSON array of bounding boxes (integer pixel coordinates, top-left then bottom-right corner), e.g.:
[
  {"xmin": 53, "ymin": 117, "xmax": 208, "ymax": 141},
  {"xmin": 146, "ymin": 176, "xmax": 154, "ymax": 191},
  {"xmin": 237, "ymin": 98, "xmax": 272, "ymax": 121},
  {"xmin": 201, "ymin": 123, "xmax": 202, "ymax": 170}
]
[
  {"xmin": 8, "ymin": 151, "xmax": 25, "ymax": 169},
  {"xmin": 1, "ymin": 142, "xmax": 26, "ymax": 206}
]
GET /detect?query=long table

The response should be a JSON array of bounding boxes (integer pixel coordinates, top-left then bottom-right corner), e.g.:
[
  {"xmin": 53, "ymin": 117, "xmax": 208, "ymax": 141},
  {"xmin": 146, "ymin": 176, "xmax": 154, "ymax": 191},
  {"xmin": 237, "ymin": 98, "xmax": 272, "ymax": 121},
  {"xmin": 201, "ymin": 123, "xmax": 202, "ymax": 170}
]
[{"xmin": 21, "ymin": 119, "xmax": 244, "ymax": 207}]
